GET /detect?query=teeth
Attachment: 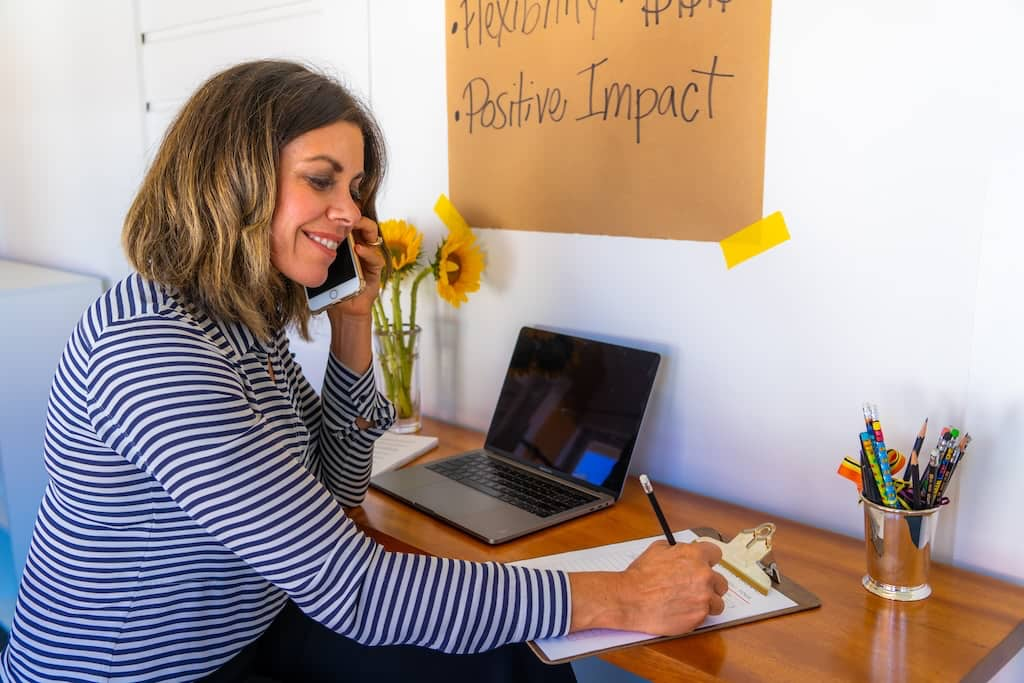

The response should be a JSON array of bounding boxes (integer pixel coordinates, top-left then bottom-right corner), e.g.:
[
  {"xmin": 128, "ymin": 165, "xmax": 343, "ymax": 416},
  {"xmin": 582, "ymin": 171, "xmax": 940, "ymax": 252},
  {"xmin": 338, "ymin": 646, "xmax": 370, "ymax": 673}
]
[{"xmin": 308, "ymin": 234, "xmax": 339, "ymax": 250}]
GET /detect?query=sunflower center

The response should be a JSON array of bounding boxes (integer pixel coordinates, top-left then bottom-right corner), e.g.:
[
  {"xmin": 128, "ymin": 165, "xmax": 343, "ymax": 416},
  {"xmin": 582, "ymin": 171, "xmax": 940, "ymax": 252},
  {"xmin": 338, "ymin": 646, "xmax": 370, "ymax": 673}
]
[{"xmin": 446, "ymin": 254, "xmax": 462, "ymax": 285}]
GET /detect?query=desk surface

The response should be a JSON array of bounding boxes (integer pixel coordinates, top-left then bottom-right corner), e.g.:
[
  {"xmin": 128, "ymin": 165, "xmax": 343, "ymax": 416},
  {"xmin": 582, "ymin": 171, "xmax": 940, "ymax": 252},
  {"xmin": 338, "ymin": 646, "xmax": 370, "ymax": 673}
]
[{"xmin": 349, "ymin": 418, "xmax": 1024, "ymax": 682}]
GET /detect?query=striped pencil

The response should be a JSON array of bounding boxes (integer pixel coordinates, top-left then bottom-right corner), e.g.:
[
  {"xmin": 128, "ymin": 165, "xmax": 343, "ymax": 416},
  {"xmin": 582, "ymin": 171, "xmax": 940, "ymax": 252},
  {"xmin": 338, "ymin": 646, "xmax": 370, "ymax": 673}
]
[
  {"xmin": 931, "ymin": 429, "xmax": 960, "ymax": 503},
  {"xmin": 859, "ymin": 434, "xmax": 885, "ymax": 503},
  {"xmin": 937, "ymin": 433, "xmax": 972, "ymax": 501},
  {"xmin": 923, "ymin": 428, "xmax": 951, "ymax": 507},
  {"xmin": 863, "ymin": 403, "xmax": 897, "ymax": 507}
]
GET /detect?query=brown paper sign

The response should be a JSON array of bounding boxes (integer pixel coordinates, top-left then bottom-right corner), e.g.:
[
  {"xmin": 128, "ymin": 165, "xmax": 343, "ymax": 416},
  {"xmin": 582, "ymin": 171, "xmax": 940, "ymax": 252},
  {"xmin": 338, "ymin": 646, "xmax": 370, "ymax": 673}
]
[{"xmin": 445, "ymin": 0, "xmax": 772, "ymax": 242}]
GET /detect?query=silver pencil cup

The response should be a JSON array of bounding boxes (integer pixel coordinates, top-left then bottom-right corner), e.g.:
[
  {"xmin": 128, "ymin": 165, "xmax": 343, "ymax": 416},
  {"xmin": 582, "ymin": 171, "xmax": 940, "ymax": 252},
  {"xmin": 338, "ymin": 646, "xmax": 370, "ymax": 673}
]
[{"xmin": 861, "ymin": 497, "xmax": 941, "ymax": 601}]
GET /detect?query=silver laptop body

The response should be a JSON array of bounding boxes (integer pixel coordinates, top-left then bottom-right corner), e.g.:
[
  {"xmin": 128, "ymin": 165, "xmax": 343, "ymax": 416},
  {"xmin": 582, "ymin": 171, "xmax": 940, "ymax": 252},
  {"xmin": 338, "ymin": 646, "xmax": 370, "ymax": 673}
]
[{"xmin": 370, "ymin": 327, "xmax": 661, "ymax": 544}]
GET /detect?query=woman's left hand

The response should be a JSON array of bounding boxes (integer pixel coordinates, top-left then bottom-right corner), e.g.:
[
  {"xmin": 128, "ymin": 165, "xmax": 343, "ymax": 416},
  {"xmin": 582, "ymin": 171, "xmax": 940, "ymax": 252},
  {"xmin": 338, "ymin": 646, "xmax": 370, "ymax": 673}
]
[{"xmin": 327, "ymin": 216, "xmax": 385, "ymax": 320}]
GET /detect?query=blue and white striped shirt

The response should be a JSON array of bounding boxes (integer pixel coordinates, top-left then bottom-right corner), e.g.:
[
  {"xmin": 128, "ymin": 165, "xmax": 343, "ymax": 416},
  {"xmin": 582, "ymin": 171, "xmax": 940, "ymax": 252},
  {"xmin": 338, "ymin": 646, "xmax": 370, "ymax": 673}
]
[{"xmin": 1, "ymin": 274, "xmax": 570, "ymax": 682}]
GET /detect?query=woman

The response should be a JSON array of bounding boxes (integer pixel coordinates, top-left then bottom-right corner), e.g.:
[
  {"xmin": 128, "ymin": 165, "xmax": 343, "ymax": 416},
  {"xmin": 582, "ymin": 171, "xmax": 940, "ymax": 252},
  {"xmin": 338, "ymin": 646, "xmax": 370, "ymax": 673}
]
[{"xmin": 0, "ymin": 61, "xmax": 726, "ymax": 682}]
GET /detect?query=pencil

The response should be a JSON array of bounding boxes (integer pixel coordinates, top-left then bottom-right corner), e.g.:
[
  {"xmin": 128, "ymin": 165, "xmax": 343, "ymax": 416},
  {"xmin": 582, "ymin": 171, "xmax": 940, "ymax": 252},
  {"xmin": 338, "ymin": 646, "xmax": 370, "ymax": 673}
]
[
  {"xmin": 860, "ymin": 433, "xmax": 887, "ymax": 505},
  {"xmin": 863, "ymin": 404, "xmax": 897, "ymax": 507},
  {"xmin": 923, "ymin": 429, "xmax": 950, "ymax": 507},
  {"xmin": 904, "ymin": 418, "xmax": 928, "ymax": 479},
  {"xmin": 908, "ymin": 418, "xmax": 927, "ymax": 508},
  {"xmin": 931, "ymin": 429, "xmax": 959, "ymax": 505},
  {"xmin": 639, "ymin": 474, "xmax": 675, "ymax": 545},
  {"xmin": 937, "ymin": 433, "xmax": 971, "ymax": 501},
  {"xmin": 860, "ymin": 442, "xmax": 882, "ymax": 504},
  {"xmin": 909, "ymin": 450, "xmax": 922, "ymax": 509}
]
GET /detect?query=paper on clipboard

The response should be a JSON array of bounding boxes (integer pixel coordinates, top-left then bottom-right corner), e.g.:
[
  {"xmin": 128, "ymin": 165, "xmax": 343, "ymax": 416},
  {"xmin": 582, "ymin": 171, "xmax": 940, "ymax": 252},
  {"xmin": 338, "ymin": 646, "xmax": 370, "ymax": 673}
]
[{"xmin": 512, "ymin": 528, "xmax": 817, "ymax": 664}]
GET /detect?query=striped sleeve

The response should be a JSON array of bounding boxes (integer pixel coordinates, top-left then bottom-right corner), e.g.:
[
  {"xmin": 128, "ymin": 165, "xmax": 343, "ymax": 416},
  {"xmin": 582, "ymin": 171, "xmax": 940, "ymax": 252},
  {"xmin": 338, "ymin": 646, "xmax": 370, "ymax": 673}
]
[
  {"xmin": 84, "ymin": 319, "xmax": 570, "ymax": 653},
  {"xmin": 277, "ymin": 334, "xmax": 395, "ymax": 506},
  {"xmin": 317, "ymin": 357, "xmax": 395, "ymax": 507}
]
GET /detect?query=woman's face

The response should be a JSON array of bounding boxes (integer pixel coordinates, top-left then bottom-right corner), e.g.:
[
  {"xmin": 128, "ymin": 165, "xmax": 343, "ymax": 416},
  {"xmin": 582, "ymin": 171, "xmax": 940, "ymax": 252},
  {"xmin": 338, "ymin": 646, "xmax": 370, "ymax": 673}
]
[{"xmin": 270, "ymin": 120, "xmax": 365, "ymax": 287}]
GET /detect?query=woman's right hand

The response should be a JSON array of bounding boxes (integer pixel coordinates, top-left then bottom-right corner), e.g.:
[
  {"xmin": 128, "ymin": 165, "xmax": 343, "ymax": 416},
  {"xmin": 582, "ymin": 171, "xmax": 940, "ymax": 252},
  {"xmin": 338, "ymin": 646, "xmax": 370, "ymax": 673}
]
[
  {"xmin": 620, "ymin": 540, "xmax": 728, "ymax": 634},
  {"xmin": 568, "ymin": 541, "xmax": 728, "ymax": 635}
]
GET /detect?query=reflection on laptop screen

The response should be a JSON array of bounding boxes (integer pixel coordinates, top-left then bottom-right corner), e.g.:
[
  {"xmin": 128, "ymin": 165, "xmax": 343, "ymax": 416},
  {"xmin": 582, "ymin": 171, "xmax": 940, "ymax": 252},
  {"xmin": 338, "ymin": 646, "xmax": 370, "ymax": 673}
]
[{"xmin": 484, "ymin": 328, "xmax": 660, "ymax": 497}]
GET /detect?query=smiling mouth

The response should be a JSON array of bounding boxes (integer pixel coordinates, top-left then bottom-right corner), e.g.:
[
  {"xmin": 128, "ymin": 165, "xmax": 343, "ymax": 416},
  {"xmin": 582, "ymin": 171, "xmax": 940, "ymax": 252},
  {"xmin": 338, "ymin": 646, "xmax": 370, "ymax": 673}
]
[{"xmin": 305, "ymin": 232, "xmax": 341, "ymax": 251}]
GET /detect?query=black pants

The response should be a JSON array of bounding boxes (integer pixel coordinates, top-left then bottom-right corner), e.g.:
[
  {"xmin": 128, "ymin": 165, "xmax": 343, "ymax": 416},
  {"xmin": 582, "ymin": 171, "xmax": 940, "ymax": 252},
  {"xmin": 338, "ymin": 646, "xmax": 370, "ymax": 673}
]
[{"xmin": 200, "ymin": 601, "xmax": 578, "ymax": 683}]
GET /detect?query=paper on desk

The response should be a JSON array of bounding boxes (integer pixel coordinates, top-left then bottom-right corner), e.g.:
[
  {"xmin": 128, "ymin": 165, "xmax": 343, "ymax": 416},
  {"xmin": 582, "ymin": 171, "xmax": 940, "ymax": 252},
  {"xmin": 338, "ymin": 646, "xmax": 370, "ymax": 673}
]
[
  {"xmin": 512, "ymin": 529, "xmax": 797, "ymax": 662},
  {"xmin": 371, "ymin": 432, "xmax": 438, "ymax": 475}
]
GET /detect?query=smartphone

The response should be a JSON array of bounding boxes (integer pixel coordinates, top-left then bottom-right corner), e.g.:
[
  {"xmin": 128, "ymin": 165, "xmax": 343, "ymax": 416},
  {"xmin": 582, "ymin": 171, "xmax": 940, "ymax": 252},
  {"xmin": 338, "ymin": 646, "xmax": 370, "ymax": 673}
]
[{"xmin": 305, "ymin": 233, "xmax": 366, "ymax": 312}]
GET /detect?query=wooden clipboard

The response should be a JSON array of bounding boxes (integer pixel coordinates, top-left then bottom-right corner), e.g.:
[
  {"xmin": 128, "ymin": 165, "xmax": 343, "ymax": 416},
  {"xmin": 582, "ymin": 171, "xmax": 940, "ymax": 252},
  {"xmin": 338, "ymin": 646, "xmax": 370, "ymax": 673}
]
[{"xmin": 526, "ymin": 526, "xmax": 821, "ymax": 665}]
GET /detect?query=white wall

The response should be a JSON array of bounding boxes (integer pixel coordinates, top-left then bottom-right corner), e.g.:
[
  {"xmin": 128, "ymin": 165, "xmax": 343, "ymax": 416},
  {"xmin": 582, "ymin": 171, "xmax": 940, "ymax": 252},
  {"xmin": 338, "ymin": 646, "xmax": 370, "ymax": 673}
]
[
  {"xmin": 956, "ymin": 19, "xmax": 1024, "ymax": 584},
  {"xmin": 1, "ymin": 0, "xmax": 1021, "ymax": 590},
  {"xmin": 1, "ymin": 0, "xmax": 143, "ymax": 281},
  {"xmin": 135, "ymin": 0, "xmax": 370, "ymax": 159}
]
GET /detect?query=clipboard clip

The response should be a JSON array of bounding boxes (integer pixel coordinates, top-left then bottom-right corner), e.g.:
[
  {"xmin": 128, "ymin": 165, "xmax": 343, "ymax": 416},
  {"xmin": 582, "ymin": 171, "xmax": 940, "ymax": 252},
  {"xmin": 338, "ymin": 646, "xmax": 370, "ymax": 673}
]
[
  {"xmin": 697, "ymin": 522, "xmax": 779, "ymax": 595},
  {"xmin": 759, "ymin": 558, "xmax": 783, "ymax": 585}
]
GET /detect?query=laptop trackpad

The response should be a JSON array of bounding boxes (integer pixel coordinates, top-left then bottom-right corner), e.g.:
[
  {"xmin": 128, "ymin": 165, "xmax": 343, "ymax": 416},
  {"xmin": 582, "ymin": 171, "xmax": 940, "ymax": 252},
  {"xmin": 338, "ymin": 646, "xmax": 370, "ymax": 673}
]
[
  {"xmin": 413, "ymin": 481, "xmax": 509, "ymax": 515},
  {"xmin": 413, "ymin": 480, "xmax": 542, "ymax": 535}
]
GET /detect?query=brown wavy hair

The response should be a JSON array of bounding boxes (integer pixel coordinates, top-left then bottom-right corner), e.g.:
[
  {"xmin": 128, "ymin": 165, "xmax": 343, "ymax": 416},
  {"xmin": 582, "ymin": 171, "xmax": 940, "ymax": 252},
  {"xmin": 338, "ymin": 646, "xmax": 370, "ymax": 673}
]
[{"xmin": 123, "ymin": 60, "xmax": 387, "ymax": 341}]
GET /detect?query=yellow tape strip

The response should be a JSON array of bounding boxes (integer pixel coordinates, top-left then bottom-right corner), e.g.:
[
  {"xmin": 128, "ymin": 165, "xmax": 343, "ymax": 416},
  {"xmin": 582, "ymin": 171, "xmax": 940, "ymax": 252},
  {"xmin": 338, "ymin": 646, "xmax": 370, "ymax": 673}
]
[
  {"xmin": 434, "ymin": 194, "xmax": 470, "ymax": 235},
  {"xmin": 719, "ymin": 211, "xmax": 790, "ymax": 269}
]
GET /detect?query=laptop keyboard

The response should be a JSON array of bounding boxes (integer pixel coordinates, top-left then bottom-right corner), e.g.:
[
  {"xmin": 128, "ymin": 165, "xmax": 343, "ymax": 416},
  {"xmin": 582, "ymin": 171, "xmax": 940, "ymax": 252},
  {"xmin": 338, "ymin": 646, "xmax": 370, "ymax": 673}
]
[{"xmin": 426, "ymin": 452, "xmax": 599, "ymax": 518}]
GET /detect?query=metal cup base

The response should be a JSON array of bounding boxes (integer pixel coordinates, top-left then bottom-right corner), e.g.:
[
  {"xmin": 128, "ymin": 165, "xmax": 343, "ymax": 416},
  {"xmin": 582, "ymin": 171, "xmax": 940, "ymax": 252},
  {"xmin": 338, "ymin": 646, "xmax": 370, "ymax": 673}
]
[{"xmin": 862, "ymin": 574, "xmax": 932, "ymax": 601}]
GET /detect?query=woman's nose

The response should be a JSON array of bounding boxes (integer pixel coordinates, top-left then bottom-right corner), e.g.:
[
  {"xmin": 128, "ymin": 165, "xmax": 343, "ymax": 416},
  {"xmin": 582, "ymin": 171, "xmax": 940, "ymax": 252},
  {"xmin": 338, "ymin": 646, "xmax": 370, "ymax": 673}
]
[{"xmin": 326, "ymin": 191, "xmax": 361, "ymax": 225}]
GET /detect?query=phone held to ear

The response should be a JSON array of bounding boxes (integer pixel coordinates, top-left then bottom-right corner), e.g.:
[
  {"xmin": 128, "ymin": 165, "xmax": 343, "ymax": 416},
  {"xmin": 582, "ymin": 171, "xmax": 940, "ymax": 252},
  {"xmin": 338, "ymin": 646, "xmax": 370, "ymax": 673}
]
[{"xmin": 306, "ymin": 233, "xmax": 366, "ymax": 312}]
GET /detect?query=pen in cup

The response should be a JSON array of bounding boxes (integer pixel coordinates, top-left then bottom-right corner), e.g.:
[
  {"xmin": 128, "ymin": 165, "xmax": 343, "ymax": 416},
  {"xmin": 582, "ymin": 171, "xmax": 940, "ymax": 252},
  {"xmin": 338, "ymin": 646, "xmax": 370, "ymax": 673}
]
[{"xmin": 639, "ymin": 474, "xmax": 675, "ymax": 545}]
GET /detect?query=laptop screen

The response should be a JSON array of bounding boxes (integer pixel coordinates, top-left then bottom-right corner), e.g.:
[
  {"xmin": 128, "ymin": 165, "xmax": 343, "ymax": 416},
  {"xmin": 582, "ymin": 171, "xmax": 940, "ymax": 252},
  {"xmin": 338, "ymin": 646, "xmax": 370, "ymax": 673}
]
[{"xmin": 484, "ymin": 327, "xmax": 661, "ymax": 498}]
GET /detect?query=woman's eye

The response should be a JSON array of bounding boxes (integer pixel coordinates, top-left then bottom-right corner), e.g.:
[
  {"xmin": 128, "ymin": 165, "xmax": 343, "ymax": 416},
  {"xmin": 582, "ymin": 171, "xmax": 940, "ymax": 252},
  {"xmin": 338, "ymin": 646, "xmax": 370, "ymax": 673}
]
[
  {"xmin": 307, "ymin": 176, "xmax": 334, "ymax": 191},
  {"xmin": 350, "ymin": 185, "xmax": 363, "ymax": 201}
]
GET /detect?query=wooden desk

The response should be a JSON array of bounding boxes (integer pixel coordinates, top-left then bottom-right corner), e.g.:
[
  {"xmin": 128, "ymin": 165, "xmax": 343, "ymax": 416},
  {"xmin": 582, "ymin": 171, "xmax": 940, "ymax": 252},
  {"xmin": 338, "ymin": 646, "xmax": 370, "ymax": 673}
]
[{"xmin": 349, "ymin": 418, "xmax": 1024, "ymax": 682}]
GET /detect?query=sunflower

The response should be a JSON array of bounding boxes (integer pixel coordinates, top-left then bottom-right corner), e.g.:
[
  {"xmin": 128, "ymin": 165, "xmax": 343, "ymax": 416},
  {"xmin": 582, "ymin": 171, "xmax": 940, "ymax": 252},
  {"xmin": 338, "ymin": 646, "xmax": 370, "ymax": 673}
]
[
  {"xmin": 370, "ymin": 197, "xmax": 485, "ymax": 427},
  {"xmin": 433, "ymin": 226, "xmax": 484, "ymax": 308},
  {"xmin": 379, "ymin": 219, "xmax": 423, "ymax": 273}
]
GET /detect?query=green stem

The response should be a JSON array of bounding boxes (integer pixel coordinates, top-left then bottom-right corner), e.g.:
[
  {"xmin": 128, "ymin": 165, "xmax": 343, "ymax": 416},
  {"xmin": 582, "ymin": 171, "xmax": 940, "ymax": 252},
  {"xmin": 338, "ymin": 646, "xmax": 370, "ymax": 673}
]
[
  {"xmin": 371, "ymin": 299, "xmax": 387, "ymax": 332},
  {"xmin": 395, "ymin": 269, "xmax": 429, "ymax": 419},
  {"xmin": 372, "ymin": 299, "xmax": 401, "ymax": 413},
  {"xmin": 370, "ymin": 269, "xmax": 424, "ymax": 421},
  {"xmin": 399, "ymin": 327, "xmax": 414, "ymax": 405},
  {"xmin": 376, "ymin": 280, "xmax": 409, "ymax": 418},
  {"xmin": 408, "ymin": 267, "xmax": 432, "ymax": 334},
  {"xmin": 390, "ymin": 276, "xmax": 403, "ymax": 344},
  {"xmin": 389, "ymin": 329, "xmax": 414, "ymax": 419}
]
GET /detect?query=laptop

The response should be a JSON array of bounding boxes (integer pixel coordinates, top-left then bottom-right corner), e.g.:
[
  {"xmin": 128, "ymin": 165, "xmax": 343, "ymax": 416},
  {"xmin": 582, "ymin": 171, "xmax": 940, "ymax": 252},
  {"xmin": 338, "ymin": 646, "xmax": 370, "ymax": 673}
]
[{"xmin": 370, "ymin": 326, "xmax": 661, "ymax": 544}]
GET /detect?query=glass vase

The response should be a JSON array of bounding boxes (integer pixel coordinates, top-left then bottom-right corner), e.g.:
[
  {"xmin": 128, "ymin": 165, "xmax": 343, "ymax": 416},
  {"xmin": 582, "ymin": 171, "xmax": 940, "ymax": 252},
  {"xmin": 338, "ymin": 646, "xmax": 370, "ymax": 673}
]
[{"xmin": 372, "ymin": 324, "xmax": 422, "ymax": 433}]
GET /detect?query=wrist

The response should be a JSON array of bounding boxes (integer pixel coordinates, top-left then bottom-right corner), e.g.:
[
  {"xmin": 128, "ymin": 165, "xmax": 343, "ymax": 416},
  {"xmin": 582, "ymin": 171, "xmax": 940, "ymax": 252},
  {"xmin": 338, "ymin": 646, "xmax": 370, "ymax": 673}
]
[
  {"xmin": 328, "ymin": 311, "xmax": 374, "ymax": 374},
  {"xmin": 327, "ymin": 308, "xmax": 372, "ymax": 325},
  {"xmin": 568, "ymin": 571, "xmax": 630, "ymax": 632},
  {"xmin": 329, "ymin": 311, "xmax": 372, "ymax": 337}
]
